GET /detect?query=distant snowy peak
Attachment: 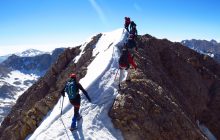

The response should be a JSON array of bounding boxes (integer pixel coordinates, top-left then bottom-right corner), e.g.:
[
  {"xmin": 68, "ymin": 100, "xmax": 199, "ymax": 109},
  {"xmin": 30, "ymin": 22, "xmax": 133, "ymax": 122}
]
[
  {"xmin": 181, "ymin": 39, "xmax": 220, "ymax": 63},
  {"xmin": 15, "ymin": 49, "xmax": 48, "ymax": 57},
  {"xmin": 210, "ymin": 39, "xmax": 218, "ymax": 45}
]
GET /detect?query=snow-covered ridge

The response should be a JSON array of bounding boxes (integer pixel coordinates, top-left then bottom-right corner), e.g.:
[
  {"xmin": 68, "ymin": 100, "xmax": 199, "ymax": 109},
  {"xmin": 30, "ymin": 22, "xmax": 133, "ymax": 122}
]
[{"xmin": 27, "ymin": 28, "xmax": 127, "ymax": 140}]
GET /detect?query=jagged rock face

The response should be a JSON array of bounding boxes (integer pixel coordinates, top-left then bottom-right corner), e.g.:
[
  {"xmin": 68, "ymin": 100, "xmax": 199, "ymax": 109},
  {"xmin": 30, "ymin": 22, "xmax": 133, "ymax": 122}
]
[
  {"xmin": 0, "ymin": 34, "xmax": 102, "ymax": 140},
  {"xmin": 110, "ymin": 35, "xmax": 220, "ymax": 140},
  {"xmin": 1, "ymin": 48, "xmax": 65, "ymax": 76}
]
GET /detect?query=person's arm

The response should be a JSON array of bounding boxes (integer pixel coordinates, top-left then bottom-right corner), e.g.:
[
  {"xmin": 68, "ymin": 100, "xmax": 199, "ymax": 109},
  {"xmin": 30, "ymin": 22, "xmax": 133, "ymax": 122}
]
[{"xmin": 77, "ymin": 83, "xmax": 91, "ymax": 102}]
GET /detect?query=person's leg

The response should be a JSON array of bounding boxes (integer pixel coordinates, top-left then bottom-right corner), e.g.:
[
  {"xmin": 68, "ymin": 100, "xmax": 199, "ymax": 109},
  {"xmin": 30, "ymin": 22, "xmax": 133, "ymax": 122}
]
[
  {"xmin": 70, "ymin": 106, "xmax": 79, "ymax": 129},
  {"xmin": 70, "ymin": 95, "xmax": 81, "ymax": 129},
  {"xmin": 126, "ymin": 68, "xmax": 131, "ymax": 81},
  {"xmin": 119, "ymin": 68, "xmax": 124, "ymax": 83},
  {"xmin": 75, "ymin": 94, "xmax": 82, "ymax": 120}
]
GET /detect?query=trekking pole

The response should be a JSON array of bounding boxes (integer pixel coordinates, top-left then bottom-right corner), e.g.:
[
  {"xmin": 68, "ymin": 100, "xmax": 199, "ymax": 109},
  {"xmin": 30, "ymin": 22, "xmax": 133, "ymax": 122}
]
[
  {"xmin": 59, "ymin": 96, "xmax": 71, "ymax": 140},
  {"xmin": 114, "ymin": 68, "xmax": 119, "ymax": 81},
  {"xmin": 60, "ymin": 96, "xmax": 64, "ymax": 116}
]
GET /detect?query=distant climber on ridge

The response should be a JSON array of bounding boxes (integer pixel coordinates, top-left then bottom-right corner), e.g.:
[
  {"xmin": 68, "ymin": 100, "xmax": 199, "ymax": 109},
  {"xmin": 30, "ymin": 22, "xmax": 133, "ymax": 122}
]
[
  {"xmin": 118, "ymin": 48, "xmax": 137, "ymax": 90},
  {"xmin": 61, "ymin": 73, "xmax": 91, "ymax": 131},
  {"xmin": 124, "ymin": 17, "xmax": 131, "ymax": 32},
  {"xmin": 129, "ymin": 21, "xmax": 138, "ymax": 39}
]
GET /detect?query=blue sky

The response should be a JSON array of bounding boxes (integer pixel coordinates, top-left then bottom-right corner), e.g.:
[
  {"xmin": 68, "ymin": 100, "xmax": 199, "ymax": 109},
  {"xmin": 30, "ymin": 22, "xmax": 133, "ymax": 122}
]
[{"xmin": 0, "ymin": 0, "xmax": 220, "ymax": 55}]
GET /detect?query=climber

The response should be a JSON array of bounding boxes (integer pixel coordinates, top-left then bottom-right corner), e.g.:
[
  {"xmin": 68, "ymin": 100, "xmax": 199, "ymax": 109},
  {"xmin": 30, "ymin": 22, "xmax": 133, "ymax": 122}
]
[
  {"xmin": 129, "ymin": 22, "xmax": 138, "ymax": 39},
  {"xmin": 124, "ymin": 17, "xmax": 131, "ymax": 32},
  {"xmin": 61, "ymin": 73, "xmax": 91, "ymax": 131},
  {"xmin": 125, "ymin": 34, "xmax": 137, "ymax": 58},
  {"xmin": 118, "ymin": 48, "xmax": 137, "ymax": 90},
  {"xmin": 130, "ymin": 21, "xmax": 137, "ymax": 31}
]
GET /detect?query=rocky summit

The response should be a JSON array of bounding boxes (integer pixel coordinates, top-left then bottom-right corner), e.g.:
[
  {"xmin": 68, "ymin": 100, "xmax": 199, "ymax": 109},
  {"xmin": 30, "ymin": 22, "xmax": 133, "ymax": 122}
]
[{"xmin": 110, "ymin": 35, "xmax": 220, "ymax": 140}]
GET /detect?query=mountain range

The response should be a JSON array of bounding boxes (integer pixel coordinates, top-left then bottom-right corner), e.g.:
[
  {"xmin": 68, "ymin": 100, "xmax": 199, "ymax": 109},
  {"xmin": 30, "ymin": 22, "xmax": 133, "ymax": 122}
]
[
  {"xmin": 0, "ymin": 48, "xmax": 65, "ymax": 124},
  {"xmin": 181, "ymin": 39, "xmax": 220, "ymax": 63},
  {"xmin": 0, "ymin": 29, "xmax": 220, "ymax": 140}
]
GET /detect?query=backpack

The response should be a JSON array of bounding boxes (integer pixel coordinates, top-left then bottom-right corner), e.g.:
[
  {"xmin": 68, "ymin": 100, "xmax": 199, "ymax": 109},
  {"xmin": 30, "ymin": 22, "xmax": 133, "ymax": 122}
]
[
  {"xmin": 130, "ymin": 21, "xmax": 136, "ymax": 27},
  {"xmin": 65, "ymin": 79, "xmax": 77, "ymax": 99},
  {"xmin": 119, "ymin": 49, "xmax": 129, "ymax": 68}
]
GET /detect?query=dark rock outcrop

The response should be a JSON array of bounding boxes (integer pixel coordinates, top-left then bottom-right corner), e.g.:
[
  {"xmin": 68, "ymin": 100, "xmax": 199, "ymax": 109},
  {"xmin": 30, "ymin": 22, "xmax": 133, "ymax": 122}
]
[
  {"xmin": 0, "ymin": 34, "xmax": 102, "ymax": 140},
  {"xmin": 110, "ymin": 35, "xmax": 220, "ymax": 140}
]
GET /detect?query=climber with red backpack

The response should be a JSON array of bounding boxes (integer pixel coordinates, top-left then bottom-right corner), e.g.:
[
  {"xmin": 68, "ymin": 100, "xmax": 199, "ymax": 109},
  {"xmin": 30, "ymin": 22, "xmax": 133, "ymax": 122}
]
[
  {"xmin": 61, "ymin": 73, "xmax": 91, "ymax": 131},
  {"xmin": 124, "ymin": 17, "xmax": 131, "ymax": 32},
  {"xmin": 118, "ymin": 48, "xmax": 137, "ymax": 90}
]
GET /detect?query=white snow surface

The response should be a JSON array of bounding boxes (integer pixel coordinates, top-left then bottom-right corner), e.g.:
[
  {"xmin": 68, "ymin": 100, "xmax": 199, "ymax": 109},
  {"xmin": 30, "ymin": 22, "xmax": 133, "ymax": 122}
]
[
  {"xmin": 0, "ymin": 70, "xmax": 39, "ymax": 102},
  {"xmin": 27, "ymin": 28, "xmax": 129, "ymax": 140},
  {"xmin": 4, "ymin": 70, "xmax": 38, "ymax": 88}
]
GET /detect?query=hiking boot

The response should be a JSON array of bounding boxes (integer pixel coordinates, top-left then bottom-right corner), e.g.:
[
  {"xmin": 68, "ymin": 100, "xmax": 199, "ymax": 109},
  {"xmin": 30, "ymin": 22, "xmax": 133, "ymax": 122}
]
[{"xmin": 70, "ymin": 126, "xmax": 77, "ymax": 131}]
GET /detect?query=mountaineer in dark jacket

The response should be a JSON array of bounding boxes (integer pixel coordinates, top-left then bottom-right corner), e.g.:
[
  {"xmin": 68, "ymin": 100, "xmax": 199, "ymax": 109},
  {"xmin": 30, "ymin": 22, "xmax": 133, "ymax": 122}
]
[{"xmin": 61, "ymin": 73, "xmax": 91, "ymax": 131}]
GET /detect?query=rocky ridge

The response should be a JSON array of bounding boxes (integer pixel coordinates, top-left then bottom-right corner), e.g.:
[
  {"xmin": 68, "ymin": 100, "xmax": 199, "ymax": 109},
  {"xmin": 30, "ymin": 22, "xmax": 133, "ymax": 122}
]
[
  {"xmin": 1, "ymin": 33, "xmax": 220, "ymax": 140},
  {"xmin": 110, "ymin": 35, "xmax": 220, "ymax": 140}
]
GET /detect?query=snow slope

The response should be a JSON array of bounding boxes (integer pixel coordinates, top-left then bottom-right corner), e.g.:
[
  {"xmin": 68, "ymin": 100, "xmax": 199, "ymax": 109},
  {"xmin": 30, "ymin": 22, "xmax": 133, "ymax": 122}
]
[{"xmin": 26, "ymin": 29, "xmax": 129, "ymax": 140}]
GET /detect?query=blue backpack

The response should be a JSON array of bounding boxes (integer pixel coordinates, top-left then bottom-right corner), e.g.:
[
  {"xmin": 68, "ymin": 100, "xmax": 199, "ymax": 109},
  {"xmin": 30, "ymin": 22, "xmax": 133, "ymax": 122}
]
[{"xmin": 65, "ymin": 79, "xmax": 77, "ymax": 99}]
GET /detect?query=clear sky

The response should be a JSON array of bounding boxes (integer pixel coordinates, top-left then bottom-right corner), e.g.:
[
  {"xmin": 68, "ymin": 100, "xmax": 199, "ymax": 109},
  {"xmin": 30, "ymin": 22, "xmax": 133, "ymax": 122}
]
[{"xmin": 0, "ymin": 0, "xmax": 220, "ymax": 55}]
